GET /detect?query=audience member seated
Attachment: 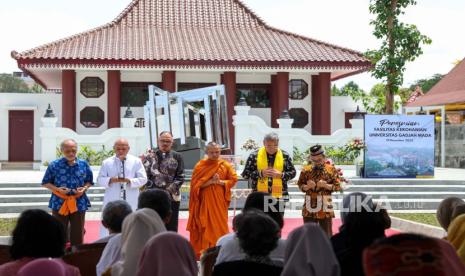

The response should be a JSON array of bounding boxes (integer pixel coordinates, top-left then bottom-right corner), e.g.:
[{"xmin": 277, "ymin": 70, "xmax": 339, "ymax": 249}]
[
  {"xmin": 0, "ymin": 209, "xmax": 80, "ymax": 276},
  {"xmin": 17, "ymin": 258, "xmax": 69, "ymax": 276},
  {"xmin": 436, "ymin": 197, "xmax": 465, "ymax": 234},
  {"xmin": 446, "ymin": 213, "xmax": 465, "ymax": 264},
  {"xmin": 331, "ymin": 192, "xmax": 388, "ymax": 276},
  {"xmin": 282, "ymin": 223, "xmax": 340, "ymax": 276},
  {"xmin": 213, "ymin": 210, "xmax": 282, "ymax": 276},
  {"xmin": 363, "ymin": 233, "xmax": 465, "ymax": 276},
  {"xmin": 97, "ymin": 189, "xmax": 171, "ymax": 275},
  {"xmin": 94, "ymin": 200, "xmax": 132, "ymax": 244},
  {"xmin": 136, "ymin": 232, "xmax": 198, "ymax": 276},
  {"xmin": 216, "ymin": 192, "xmax": 286, "ymax": 266},
  {"xmin": 108, "ymin": 208, "xmax": 166, "ymax": 276}
]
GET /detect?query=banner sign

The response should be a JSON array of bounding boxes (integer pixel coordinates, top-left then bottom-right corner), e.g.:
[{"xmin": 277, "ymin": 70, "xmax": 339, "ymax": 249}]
[{"xmin": 364, "ymin": 115, "xmax": 435, "ymax": 178}]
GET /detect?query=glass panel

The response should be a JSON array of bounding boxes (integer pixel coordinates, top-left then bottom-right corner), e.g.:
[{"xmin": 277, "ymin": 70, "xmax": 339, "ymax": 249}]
[
  {"xmin": 121, "ymin": 82, "xmax": 161, "ymax": 107},
  {"xmin": 80, "ymin": 106, "xmax": 104, "ymax": 128},
  {"xmin": 236, "ymin": 84, "xmax": 270, "ymax": 108},
  {"xmin": 289, "ymin": 79, "xmax": 308, "ymax": 100},
  {"xmin": 80, "ymin": 77, "xmax": 104, "ymax": 98}
]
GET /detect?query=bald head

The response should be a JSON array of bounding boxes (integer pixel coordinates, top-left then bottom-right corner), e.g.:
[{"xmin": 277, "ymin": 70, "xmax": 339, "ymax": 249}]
[
  {"xmin": 206, "ymin": 142, "xmax": 221, "ymax": 161},
  {"xmin": 114, "ymin": 138, "xmax": 130, "ymax": 160},
  {"xmin": 60, "ymin": 139, "xmax": 78, "ymax": 162}
]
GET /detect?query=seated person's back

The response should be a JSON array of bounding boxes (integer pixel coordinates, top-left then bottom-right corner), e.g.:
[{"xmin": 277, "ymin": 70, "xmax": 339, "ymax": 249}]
[{"xmin": 213, "ymin": 209, "xmax": 282, "ymax": 276}]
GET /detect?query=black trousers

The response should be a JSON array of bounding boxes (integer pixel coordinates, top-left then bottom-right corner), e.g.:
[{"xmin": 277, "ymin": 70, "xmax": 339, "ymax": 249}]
[
  {"xmin": 52, "ymin": 211, "xmax": 86, "ymax": 246},
  {"xmin": 166, "ymin": 200, "xmax": 180, "ymax": 232}
]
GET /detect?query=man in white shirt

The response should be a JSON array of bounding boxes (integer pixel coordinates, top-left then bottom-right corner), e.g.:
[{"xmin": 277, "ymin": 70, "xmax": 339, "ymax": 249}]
[{"xmin": 97, "ymin": 138, "xmax": 147, "ymax": 237}]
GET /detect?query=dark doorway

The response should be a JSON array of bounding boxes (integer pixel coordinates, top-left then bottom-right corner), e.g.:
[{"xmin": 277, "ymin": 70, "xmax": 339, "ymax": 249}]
[{"xmin": 8, "ymin": 111, "xmax": 34, "ymax": 161}]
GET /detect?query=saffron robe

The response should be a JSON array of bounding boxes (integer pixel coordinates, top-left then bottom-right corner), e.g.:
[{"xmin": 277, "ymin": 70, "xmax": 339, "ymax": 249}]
[{"xmin": 187, "ymin": 159, "xmax": 238, "ymax": 257}]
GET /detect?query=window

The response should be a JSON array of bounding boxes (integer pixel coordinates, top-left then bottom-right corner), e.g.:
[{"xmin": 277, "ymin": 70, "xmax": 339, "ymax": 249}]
[
  {"xmin": 289, "ymin": 108, "xmax": 308, "ymax": 128},
  {"xmin": 80, "ymin": 77, "xmax": 104, "ymax": 98},
  {"xmin": 178, "ymin": 82, "xmax": 216, "ymax": 91},
  {"xmin": 80, "ymin": 106, "xmax": 104, "ymax": 128},
  {"xmin": 121, "ymin": 82, "xmax": 161, "ymax": 107},
  {"xmin": 289, "ymin": 79, "xmax": 308, "ymax": 100},
  {"xmin": 236, "ymin": 84, "xmax": 270, "ymax": 108}
]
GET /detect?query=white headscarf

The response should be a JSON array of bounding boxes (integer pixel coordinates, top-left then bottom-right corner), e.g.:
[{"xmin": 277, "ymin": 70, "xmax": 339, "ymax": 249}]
[
  {"xmin": 281, "ymin": 223, "xmax": 340, "ymax": 276},
  {"xmin": 111, "ymin": 208, "xmax": 166, "ymax": 276}
]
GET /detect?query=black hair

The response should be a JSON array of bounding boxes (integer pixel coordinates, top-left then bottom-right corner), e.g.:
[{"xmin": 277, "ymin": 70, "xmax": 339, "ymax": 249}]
[
  {"xmin": 342, "ymin": 205, "xmax": 387, "ymax": 248},
  {"xmin": 10, "ymin": 209, "xmax": 66, "ymax": 259},
  {"xmin": 236, "ymin": 209, "xmax": 280, "ymax": 258},
  {"xmin": 102, "ymin": 200, "xmax": 132, "ymax": 233},
  {"xmin": 243, "ymin": 192, "xmax": 284, "ymax": 229},
  {"xmin": 137, "ymin": 189, "xmax": 172, "ymax": 221}
]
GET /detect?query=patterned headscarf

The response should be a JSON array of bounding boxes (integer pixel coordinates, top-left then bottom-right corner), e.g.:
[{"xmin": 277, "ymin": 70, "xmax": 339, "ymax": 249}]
[{"xmin": 363, "ymin": 233, "xmax": 465, "ymax": 276}]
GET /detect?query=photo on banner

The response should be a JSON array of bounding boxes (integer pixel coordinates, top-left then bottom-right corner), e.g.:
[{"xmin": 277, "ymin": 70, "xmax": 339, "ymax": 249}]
[{"xmin": 364, "ymin": 114, "xmax": 435, "ymax": 178}]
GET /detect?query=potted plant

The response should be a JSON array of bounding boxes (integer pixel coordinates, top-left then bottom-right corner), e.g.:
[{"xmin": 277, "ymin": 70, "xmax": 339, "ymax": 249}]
[{"xmin": 345, "ymin": 138, "xmax": 365, "ymax": 177}]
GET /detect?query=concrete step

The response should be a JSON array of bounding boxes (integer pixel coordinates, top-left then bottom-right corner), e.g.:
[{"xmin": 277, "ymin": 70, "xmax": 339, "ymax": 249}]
[
  {"xmin": 0, "ymin": 162, "xmax": 34, "ymax": 170},
  {"xmin": 0, "ymin": 202, "xmax": 103, "ymax": 213},
  {"xmin": 345, "ymin": 185, "xmax": 465, "ymax": 192},
  {"xmin": 0, "ymin": 187, "xmax": 106, "ymax": 195},
  {"xmin": 288, "ymin": 198, "xmax": 450, "ymax": 211},
  {"xmin": 289, "ymin": 191, "xmax": 465, "ymax": 200},
  {"xmin": 349, "ymin": 179, "xmax": 465, "ymax": 185},
  {"xmin": 0, "ymin": 194, "xmax": 105, "ymax": 203}
]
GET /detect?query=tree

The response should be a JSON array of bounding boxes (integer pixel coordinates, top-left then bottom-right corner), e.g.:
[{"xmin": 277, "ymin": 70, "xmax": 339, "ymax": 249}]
[
  {"xmin": 332, "ymin": 81, "xmax": 365, "ymax": 96},
  {"xmin": 408, "ymin": 73, "xmax": 443, "ymax": 93},
  {"xmin": 331, "ymin": 84, "xmax": 341, "ymax": 96},
  {"xmin": 0, "ymin": 74, "xmax": 30, "ymax": 92},
  {"xmin": 0, "ymin": 73, "xmax": 44, "ymax": 93},
  {"xmin": 365, "ymin": 0, "xmax": 431, "ymax": 114}
]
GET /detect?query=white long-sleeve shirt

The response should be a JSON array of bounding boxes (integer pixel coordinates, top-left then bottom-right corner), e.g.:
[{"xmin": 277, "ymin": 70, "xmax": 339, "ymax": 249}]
[
  {"xmin": 97, "ymin": 154, "xmax": 147, "ymax": 237},
  {"xmin": 96, "ymin": 233, "xmax": 122, "ymax": 276}
]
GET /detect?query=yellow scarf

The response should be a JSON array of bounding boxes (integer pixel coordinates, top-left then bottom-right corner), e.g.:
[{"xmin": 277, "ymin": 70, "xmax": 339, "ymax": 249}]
[
  {"xmin": 257, "ymin": 147, "xmax": 283, "ymax": 198},
  {"xmin": 447, "ymin": 214, "xmax": 465, "ymax": 264}
]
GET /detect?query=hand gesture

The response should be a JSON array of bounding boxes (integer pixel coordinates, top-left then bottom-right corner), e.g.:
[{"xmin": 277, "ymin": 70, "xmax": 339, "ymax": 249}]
[
  {"xmin": 269, "ymin": 168, "xmax": 282, "ymax": 178},
  {"xmin": 317, "ymin": 180, "xmax": 331, "ymax": 190},
  {"xmin": 75, "ymin": 187, "xmax": 87, "ymax": 197},
  {"xmin": 302, "ymin": 180, "xmax": 316, "ymax": 192},
  {"xmin": 57, "ymin": 187, "xmax": 70, "ymax": 195}
]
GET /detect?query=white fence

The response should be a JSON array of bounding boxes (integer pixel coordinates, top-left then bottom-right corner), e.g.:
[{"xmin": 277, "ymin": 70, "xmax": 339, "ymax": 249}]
[
  {"xmin": 39, "ymin": 103, "xmax": 364, "ymax": 165},
  {"xmin": 233, "ymin": 105, "xmax": 364, "ymax": 160},
  {"xmin": 40, "ymin": 117, "xmax": 146, "ymax": 165}
]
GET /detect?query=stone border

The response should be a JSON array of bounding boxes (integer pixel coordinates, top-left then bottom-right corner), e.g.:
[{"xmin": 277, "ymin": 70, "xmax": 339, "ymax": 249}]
[
  {"xmin": 390, "ymin": 216, "xmax": 446, "ymax": 238},
  {"xmin": 0, "ymin": 236, "xmax": 11, "ymax": 245}
]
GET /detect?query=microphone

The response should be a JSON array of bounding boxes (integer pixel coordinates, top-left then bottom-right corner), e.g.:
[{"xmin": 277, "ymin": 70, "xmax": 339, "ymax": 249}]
[{"xmin": 120, "ymin": 157, "xmax": 127, "ymax": 201}]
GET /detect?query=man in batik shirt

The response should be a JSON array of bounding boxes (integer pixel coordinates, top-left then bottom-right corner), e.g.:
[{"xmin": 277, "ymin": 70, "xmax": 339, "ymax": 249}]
[
  {"xmin": 142, "ymin": 131, "xmax": 185, "ymax": 232},
  {"xmin": 242, "ymin": 132, "xmax": 296, "ymax": 215},
  {"xmin": 42, "ymin": 139, "xmax": 94, "ymax": 246},
  {"xmin": 297, "ymin": 144, "xmax": 341, "ymax": 236}
]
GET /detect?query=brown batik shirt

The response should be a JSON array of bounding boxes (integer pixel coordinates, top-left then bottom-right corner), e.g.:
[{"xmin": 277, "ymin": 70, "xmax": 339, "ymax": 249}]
[{"xmin": 297, "ymin": 163, "xmax": 342, "ymax": 219}]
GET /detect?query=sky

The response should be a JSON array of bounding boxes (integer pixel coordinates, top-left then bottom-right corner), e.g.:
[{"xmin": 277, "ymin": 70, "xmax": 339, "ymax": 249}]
[{"xmin": 0, "ymin": 0, "xmax": 463, "ymax": 91}]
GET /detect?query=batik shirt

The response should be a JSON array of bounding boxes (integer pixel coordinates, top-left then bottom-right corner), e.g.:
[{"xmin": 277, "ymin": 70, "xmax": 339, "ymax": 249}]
[
  {"xmin": 142, "ymin": 149, "xmax": 185, "ymax": 200},
  {"xmin": 41, "ymin": 157, "xmax": 94, "ymax": 212},
  {"xmin": 241, "ymin": 150, "xmax": 296, "ymax": 193},
  {"xmin": 297, "ymin": 163, "xmax": 341, "ymax": 219}
]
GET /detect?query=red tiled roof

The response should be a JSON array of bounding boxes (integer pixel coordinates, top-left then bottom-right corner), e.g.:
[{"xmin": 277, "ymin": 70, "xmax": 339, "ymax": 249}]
[
  {"xmin": 407, "ymin": 58, "xmax": 465, "ymax": 107},
  {"xmin": 12, "ymin": 0, "xmax": 370, "ymax": 69}
]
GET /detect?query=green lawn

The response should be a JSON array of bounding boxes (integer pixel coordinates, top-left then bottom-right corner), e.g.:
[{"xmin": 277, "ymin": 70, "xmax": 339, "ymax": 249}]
[
  {"xmin": 0, "ymin": 218, "xmax": 17, "ymax": 236},
  {"xmin": 390, "ymin": 213, "xmax": 440, "ymax": 227}
]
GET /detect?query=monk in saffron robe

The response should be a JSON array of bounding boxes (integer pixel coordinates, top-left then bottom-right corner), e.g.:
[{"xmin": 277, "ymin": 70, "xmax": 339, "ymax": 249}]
[{"xmin": 187, "ymin": 142, "xmax": 238, "ymax": 257}]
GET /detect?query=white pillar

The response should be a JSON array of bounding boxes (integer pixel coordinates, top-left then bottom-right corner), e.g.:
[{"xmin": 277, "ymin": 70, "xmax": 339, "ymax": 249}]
[
  {"xmin": 40, "ymin": 117, "xmax": 59, "ymax": 165},
  {"xmin": 277, "ymin": 118, "xmax": 295, "ymax": 158},
  {"xmin": 121, "ymin": 117, "xmax": 137, "ymax": 128},
  {"xmin": 233, "ymin": 105, "xmax": 251, "ymax": 160}
]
